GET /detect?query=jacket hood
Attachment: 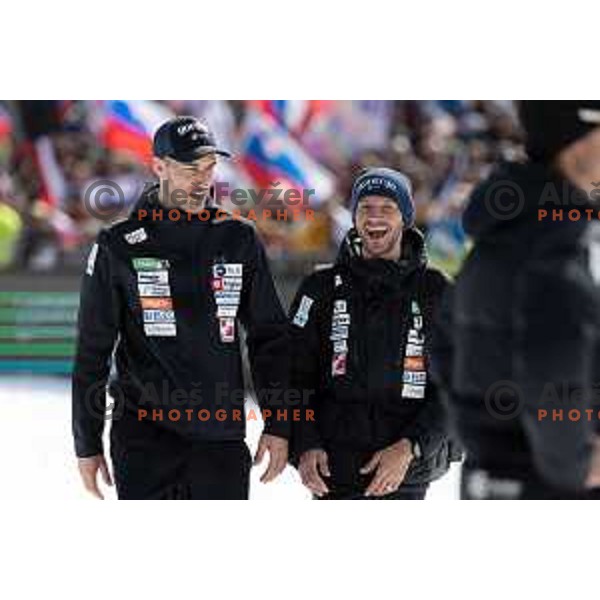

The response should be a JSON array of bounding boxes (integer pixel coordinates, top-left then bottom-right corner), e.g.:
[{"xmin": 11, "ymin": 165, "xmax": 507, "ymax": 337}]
[{"xmin": 463, "ymin": 160, "xmax": 589, "ymax": 240}]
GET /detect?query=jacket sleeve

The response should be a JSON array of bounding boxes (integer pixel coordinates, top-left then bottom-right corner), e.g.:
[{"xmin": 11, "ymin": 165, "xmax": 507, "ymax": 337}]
[
  {"xmin": 408, "ymin": 270, "xmax": 452, "ymax": 459},
  {"xmin": 288, "ymin": 272, "xmax": 328, "ymax": 463},
  {"xmin": 516, "ymin": 256, "xmax": 595, "ymax": 491},
  {"xmin": 238, "ymin": 227, "xmax": 291, "ymax": 439},
  {"xmin": 72, "ymin": 232, "xmax": 121, "ymax": 458}
]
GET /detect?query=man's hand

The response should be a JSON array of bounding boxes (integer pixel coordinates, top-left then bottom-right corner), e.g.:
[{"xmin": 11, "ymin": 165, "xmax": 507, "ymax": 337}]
[
  {"xmin": 77, "ymin": 454, "xmax": 113, "ymax": 499},
  {"xmin": 254, "ymin": 434, "xmax": 288, "ymax": 483},
  {"xmin": 360, "ymin": 439, "xmax": 414, "ymax": 497},
  {"xmin": 585, "ymin": 436, "xmax": 600, "ymax": 489},
  {"xmin": 298, "ymin": 449, "xmax": 330, "ymax": 497}
]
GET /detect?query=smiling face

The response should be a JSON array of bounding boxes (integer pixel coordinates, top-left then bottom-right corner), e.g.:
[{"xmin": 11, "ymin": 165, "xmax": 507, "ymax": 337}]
[
  {"xmin": 152, "ymin": 154, "xmax": 217, "ymax": 212},
  {"xmin": 354, "ymin": 195, "xmax": 404, "ymax": 260}
]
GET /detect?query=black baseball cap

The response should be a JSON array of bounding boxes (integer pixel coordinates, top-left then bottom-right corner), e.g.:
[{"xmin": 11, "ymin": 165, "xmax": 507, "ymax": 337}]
[{"xmin": 153, "ymin": 116, "xmax": 231, "ymax": 163}]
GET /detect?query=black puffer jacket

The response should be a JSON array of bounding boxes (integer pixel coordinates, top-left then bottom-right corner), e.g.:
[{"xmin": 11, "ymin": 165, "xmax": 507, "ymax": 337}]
[
  {"xmin": 289, "ymin": 227, "xmax": 453, "ymax": 486},
  {"xmin": 433, "ymin": 160, "xmax": 600, "ymax": 492}
]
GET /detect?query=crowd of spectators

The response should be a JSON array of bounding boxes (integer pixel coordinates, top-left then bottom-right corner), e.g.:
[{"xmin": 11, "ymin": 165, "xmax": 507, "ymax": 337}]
[{"xmin": 0, "ymin": 101, "xmax": 523, "ymax": 274}]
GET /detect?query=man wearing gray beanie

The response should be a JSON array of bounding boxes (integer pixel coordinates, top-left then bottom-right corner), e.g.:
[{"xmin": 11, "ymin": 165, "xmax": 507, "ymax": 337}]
[{"xmin": 288, "ymin": 167, "xmax": 455, "ymax": 500}]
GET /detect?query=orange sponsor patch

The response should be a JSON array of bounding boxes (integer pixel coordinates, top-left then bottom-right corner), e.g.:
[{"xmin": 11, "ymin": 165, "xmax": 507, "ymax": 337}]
[
  {"xmin": 140, "ymin": 297, "xmax": 173, "ymax": 310},
  {"xmin": 404, "ymin": 356, "xmax": 425, "ymax": 371}
]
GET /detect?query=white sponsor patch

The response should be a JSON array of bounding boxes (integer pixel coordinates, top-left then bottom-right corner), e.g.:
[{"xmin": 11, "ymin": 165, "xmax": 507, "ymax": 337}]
[
  {"xmin": 217, "ymin": 306, "xmax": 239, "ymax": 318},
  {"xmin": 331, "ymin": 325, "xmax": 349, "ymax": 338},
  {"xmin": 215, "ymin": 292, "xmax": 242, "ymax": 305},
  {"xmin": 143, "ymin": 310, "xmax": 176, "ymax": 323},
  {"xmin": 213, "ymin": 263, "xmax": 243, "ymax": 278},
  {"xmin": 137, "ymin": 271, "xmax": 169, "ymax": 285},
  {"xmin": 403, "ymin": 371, "xmax": 427, "ymax": 385},
  {"xmin": 335, "ymin": 275, "xmax": 343, "ymax": 287},
  {"xmin": 408, "ymin": 330, "xmax": 425, "ymax": 345},
  {"xmin": 138, "ymin": 283, "xmax": 172, "ymax": 297},
  {"xmin": 221, "ymin": 277, "xmax": 243, "ymax": 291},
  {"xmin": 124, "ymin": 228, "xmax": 148, "ymax": 245},
  {"xmin": 293, "ymin": 295, "xmax": 314, "ymax": 328},
  {"xmin": 86, "ymin": 243, "xmax": 98, "ymax": 276},
  {"xmin": 334, "ymin": 300, "xmax": 347, "ymax": 314},
  {"xmin": 405, "ymin": 343, "xmax": 423, "ymax": 357},
  {"xmin": 402, "ymin": 384, "xmax": 426, "ymax": 399},
  {"xmin": 144, "ymin": 323, "xmax": 177, "ymax": 337},
  {"xmin": 333, "ymin": 340, "xmax": 348, "ymax": 353},
  {"xmin": 332, "ymin": 314, "xmax": 350, "ymax": 326}
]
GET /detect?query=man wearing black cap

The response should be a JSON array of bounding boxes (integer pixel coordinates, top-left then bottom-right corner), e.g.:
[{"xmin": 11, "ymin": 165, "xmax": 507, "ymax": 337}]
[
  {"xmin": 289, "ymin": 167, "xmax": 453, "ymax": 500},
  {"xmin": 435, "ymin": 101, "xmax": 600, "ymax": 499},
  {"xmin": 73, "ymin": 116, "xmax": 290, "ymax": 499}
]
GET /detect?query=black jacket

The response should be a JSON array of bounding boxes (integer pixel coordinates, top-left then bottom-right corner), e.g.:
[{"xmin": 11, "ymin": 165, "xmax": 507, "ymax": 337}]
[
  {"xmin": 72, "ymin": 185, "xmax": 289, "ymax": 458},
  {"xmin": 434, "ymin": 161, "xmax": 600, "ymax": 492},
  {"xmin": 289, "ymin": 227, "xmax": 452, "ymax": 486}
]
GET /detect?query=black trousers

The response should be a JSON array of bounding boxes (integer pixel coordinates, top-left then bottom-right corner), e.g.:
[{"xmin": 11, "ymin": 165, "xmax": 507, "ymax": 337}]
[
  {"xmin": 316, "ymin": 448, "xmax": 429, "ymax": 500},
  {"xmin": 110, "ymin": 415, "xmax": 251, "ymax": 500},
  {"xmin": 319, "ymin": 484, "xmax": 428, "ymax": 500}
]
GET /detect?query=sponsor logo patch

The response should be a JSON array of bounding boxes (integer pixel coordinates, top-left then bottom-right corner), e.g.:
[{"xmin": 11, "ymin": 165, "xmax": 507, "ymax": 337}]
[
  {"xmin": 138, "ymin": 284, "xmax": 172, "ymax": 297},
  {"xmin": 144, "ymin": 323, "xmax": 177, "ymax": 337},
  {"xmin": 133, "ymin": 257, "xmax": 170, "ymax": 271},
  {"xmin": 401, "ymin": 384, "xmax": 426, "ymax": 399},
  {"xmin": 125, "ymin": 228, "xmax": 148, "ymax": 245},
  {"xmin": 141, "ymin": 297, "xmax": 173, "ymax": 310},
  {"xmin": 137, "ymin": 271, "xmax": 169, "ymax": 285},
  {"xmin": 293, "ymin": 295, "xmax": 314, "ymax": 328},
  {"xmin": 143, "ymin": 310, "xmax": 176, "ymax": 323}
]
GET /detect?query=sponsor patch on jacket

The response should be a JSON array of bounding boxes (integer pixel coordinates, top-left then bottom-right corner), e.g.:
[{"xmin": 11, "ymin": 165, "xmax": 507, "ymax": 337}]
[
  {"xmin": 334, "ymin": 300, "xmax": 347, "ymax": 314},
  {"xmin": 141, "ymin": 297, "xmax": 173, "ymax": 310},
  {"xmin": 144, "ymin": 323, "xmax": 177, "ymax": 337},
  {"xmin": 217, "ymin": 305, "xmax": 239, "ymax": 318},
  {"xmin": 213, "ymin": 263, "xmax": 243, "ymax": 278},
  {"xmin": 403, "ymin": 371, "xmax": 427, "ymax": 385},
  {"xmin": 219, "ymin": 317, "xmax": 236, "ymax": 343},
  {"xmin": 133, "ymin": 257, "xmax": 170, "ymax": 271},
  {"xmin": 215, "ymin": 292, "xmax": 241, "ymax": 305},
  {"xmin": 401, "ymin": 384, "xmax": 426, "ymax": 399},
  {"xmin": 405, "ymin": 343, "xmax": 423, "ymax": 357},
  {"xmin": 404, "ymin": 356, "xmax": 425, "ymax": 371},
  {"xmin": 138, "ymin": 283, "xmax": 172, "ymax": 297},
  {"xmin": 332, "ymin": 353, "xmax": 347, "ymax": 376},
  {"xmin": 333, "ymin": 339, "xmax": 348, "ymax": 353},
  {"xmin": 293, "ymin": 295, "xmax": 314, "ymax": 328},
  {"xmin": 137, "ymin": 270, "xmax": 169, "ymax": 285},
  {"xmin": 124, "ymin": 228, "xmax": 148, "ymax": 245},
  {"xmin": 143, "ymin": 310, "xmax": 176, "ymax": 323},
  {"xmin": 86, "ymin": 243, "xmax": 98, "ymax": 276}
]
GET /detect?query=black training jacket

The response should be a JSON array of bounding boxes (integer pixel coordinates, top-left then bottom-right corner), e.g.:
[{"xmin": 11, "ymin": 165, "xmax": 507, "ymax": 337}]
[
  {"xmin": 432, "ymin": 160, "xmax": 600, "ymax": 493},
  {"xmin": 72, "ymin": 184, "xmax": 289, "ymax": 458},
  {"xmin": 289, "ymin": 227, "xmax": 452, "ymax": 485}
]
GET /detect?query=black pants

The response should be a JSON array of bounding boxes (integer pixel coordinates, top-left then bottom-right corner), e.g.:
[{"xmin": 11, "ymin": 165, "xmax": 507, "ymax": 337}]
[
  {"xmin": 461, "ymin": 464, "xmax": 600, "ymax": 500},
  {"xmin": 319, "ymin": 484, "xmax": 428, "ymax": 500},
  {"xmin": 316, "ymin": 448, "xmax": 429, "ymax": 500},
  {"xmin": 110, "ymin": 415, "xmax": 251, "ymax": 500}
]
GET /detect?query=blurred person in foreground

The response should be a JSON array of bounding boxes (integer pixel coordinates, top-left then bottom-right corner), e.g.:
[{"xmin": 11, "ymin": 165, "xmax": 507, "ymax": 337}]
[
  {"xmin": 290, "ymin": 168, "xmax": 455, "ymax": 500},
  {"xmin": 72, "ymin": 116, "xmax": 289, "ymax": 499},
  {"xmin": 435, "ymin": 101, "xmax": 600, "ymax": 499}
]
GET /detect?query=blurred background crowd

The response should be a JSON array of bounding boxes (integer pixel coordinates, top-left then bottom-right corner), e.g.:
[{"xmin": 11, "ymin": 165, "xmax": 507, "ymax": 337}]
[{"xmin": 0, "ymin": 100, "xmax": 524, "ymax": 275}]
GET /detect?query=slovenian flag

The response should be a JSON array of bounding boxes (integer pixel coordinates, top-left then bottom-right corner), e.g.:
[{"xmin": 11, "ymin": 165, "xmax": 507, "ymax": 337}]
[
  {"xmin": 240, "ymin": 108, "xmax": 335, "ymax": 207},
  {"xmin": 246, "ymin": 100, "xmax": 332, "ymax": 137},
  {"xmin": 96, "ymin": 100, "xmax": 174, "ymax": 162}
]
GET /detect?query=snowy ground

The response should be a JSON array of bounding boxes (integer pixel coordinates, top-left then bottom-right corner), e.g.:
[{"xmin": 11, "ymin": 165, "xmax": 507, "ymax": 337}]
[{"xmin": 0, "ymin": 376, "xmax": 460, "ymax": 500}]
